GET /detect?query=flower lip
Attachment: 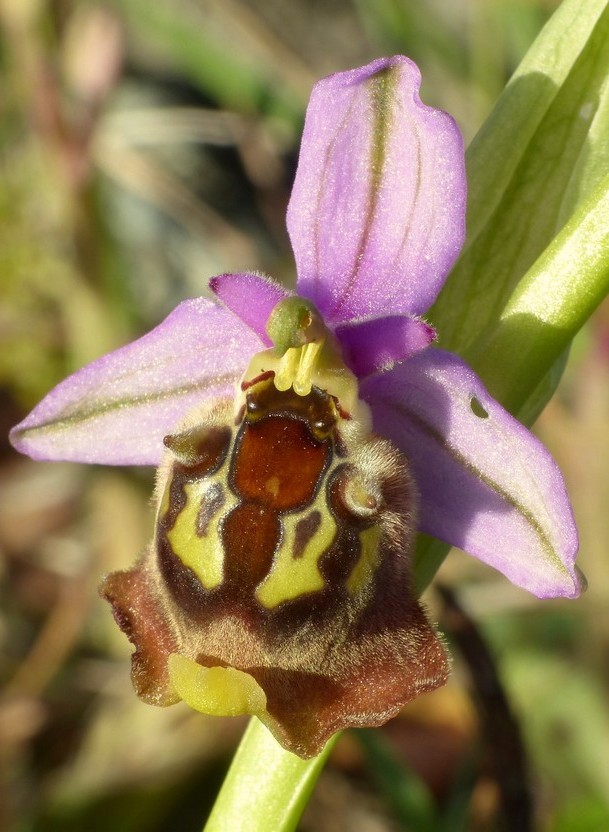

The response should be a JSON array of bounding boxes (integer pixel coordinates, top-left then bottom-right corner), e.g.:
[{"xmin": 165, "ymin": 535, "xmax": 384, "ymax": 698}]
[{"xmin": 103, "ymin": 376, "xmax": 448, "ymax": 758}]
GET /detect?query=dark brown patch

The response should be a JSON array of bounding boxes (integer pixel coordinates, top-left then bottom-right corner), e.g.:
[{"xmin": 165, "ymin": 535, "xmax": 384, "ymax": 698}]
[
  {"xmin": 157, "ymin": 474, "xmax": 188, "ymax": 534},
  {"xmin": 292, "ymin": 511, "xmax": 322, "ymax": 559},
  {"xmin": 318, "ymin": 528, "xmax": 361, "ymax": 586},
  {"xmin": 100, "ymin": 554, "xmax": 180, "ymax": 706},
  {"xmin": 231, "ymin": 417, "xmax": 329, "ymax": 512},
  {"xmin": 221, "ymin": 503, "xmax": 281, "ymax": 591},
  {"xmin": 157, "ymin": 534, "xmax": 211, "ymax": 616}
]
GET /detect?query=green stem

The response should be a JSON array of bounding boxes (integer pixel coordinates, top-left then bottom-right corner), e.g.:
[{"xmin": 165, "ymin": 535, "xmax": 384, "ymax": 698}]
[{"xmin": 204, "ymin": 719, "xmax": 338, "ymax": 832}]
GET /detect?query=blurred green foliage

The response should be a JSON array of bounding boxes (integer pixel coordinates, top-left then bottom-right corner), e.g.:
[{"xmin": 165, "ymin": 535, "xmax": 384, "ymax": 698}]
[{"xmin": 1, "ymin": 2, "xmax": 609, "ymax": 831}]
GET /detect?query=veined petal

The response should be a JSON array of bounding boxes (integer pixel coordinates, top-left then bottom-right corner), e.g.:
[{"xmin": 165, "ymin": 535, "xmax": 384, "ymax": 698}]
[
  {"xmin": 361, "ymin": 350, "xmax": 580, "ymax": 599},
  {"xmin": 335, "ymin": 315, "xmax": 435, "ymax": 378},
  {"xmin": 10, "ymin": 299, "xmax": 263, "ymax": 466},
  {"xmin": 209, "ymin": 272, "xmax": 290, "ymax": 345},
  {"xmin": 288, "ymin": 56, "xmax": 466, "ymax": 323}
]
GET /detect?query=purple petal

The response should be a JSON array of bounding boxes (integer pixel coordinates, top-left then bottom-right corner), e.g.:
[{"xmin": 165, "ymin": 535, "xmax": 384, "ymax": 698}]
[
  {"xmin": 335, "ymin": 315, "xmax": 435, "ymax": 378},
  {"xmin": 209, "ymin": 272, "xmax": 290, "ymax": 345},
  {"xmin": 10, "ymin": 299, "xmax": 263, "ymax": 466},
  {"xmin": 288, "ymin": 56, "xmax": 466, "ymax": 323},
  {"xmin": 361, "ymin": 349, "xmax": 580, "ymax": 599}
]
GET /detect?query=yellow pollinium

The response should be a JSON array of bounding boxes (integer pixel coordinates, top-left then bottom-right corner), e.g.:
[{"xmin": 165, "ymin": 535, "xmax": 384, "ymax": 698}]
[
  {"xmin": 274, "ymin": 340, "xmax": 324, "ymax": 397},
  {"xmin": 168, "ymin": 654, "xmax": 267, "ymax": 717}
]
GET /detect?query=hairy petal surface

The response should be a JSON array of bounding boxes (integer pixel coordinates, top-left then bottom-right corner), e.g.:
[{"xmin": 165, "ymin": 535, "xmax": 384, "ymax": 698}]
[
  {"xmin": 10, "ymin": 299, "xmax": 263, "ymax": 465},
  {"xmin": 335, "ymin": 315, "xmax": 435, "ymax": 378},
  {"xmin": 361, "ymin": 350, "xmax": 580, "ymax": 598},
  {"xmin": 288, "ymin": 56, "xmax": 466, "ymax": 323},
  {"xmin": 101, "ymin": 549, "xmax": 180, "ymax": 706},
  {"xmin": 104, "ymin": 542, "xmax": 448, "ymax": 758},
  {"xmin": 209, "ymin": 272, "xmax": 290, "ymax": 345},
  {"xmin": 101, "ymin": 387, "xmax": 448, "ymax": 758}
]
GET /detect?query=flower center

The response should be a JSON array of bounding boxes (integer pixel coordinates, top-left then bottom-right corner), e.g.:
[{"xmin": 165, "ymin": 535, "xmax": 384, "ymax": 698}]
[{"xmin": 238, "ymin": 297, "xmax": 369, "ymax": 426}]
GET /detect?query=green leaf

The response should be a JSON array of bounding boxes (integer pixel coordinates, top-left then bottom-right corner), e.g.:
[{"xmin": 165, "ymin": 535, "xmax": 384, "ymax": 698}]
[
  {"xmin": 473, "ymin": 171, "xmax": 609, "ymax": 413},
  {"xmin": 432, "ymin": 0, "xmax": 609, "ymax": 366}
]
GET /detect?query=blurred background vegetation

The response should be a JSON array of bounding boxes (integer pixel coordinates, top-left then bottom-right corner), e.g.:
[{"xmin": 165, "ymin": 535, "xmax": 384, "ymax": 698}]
[{"xmin": 1, "ymin": 1, "xmax": 609, "ymax": 830}]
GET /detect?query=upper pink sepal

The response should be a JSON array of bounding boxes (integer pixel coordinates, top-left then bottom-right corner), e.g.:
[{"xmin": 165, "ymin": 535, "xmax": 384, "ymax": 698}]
[
  {"xmin": 209, "ymin": 272, "xmax": 290, "ymax": 345},
  {"xmin": 288, "ymin": 56, "xmax": 466, "ymax": 323},
  {"xmin": 362, "ymin": 349, "xmax": 581, "ymax": 599},
  {"xmin": 9, "ymin": 298, "xmax": 264, "ymax": 466}
]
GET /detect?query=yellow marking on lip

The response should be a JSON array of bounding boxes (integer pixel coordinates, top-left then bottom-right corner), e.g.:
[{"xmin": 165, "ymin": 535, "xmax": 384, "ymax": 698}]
[
  {"xmin": 165, "ymin": 478, "xmax": 235, "ymax": 590},
  {"xmin": 265, "ymin": 476, "xmax": 280, "ymax": 498},
  {"xmin": 168, "ymin": 654, "xmax": 267, "ymax": 717},
  {"xmin": 255, "ymin": 508, "xmax": 337, "ymax": 608},
  {"xmin": 346, "ymin": 525, "xmax": 382, "ymax": 596}
]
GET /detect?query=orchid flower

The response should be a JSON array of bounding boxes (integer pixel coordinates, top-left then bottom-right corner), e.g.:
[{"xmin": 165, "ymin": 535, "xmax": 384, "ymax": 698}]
[{"xmin": 10, "ymin": 56, "xmax": 580, "ymax": 759}]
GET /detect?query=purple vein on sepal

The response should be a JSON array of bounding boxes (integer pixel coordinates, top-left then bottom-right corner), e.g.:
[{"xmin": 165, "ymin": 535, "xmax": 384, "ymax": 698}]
[
  {"xmin": 376, "ymin": 395, "xmax": 570, "ymax": 577},
  {"xmin": 11, "ymin": 374, "xmax": 237, "ymax": 439}
]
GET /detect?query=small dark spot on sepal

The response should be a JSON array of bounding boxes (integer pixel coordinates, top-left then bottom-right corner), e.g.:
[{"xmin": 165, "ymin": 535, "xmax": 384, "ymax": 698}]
[{"xmin": 470, "ymin": 396, "xmax": 489, "ymax": 419}]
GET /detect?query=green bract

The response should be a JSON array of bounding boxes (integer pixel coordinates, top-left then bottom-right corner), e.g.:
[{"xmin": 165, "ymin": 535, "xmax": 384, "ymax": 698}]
[{"xmin": 432, "ymin": 0, "xmax": 609, "ymax": 406}]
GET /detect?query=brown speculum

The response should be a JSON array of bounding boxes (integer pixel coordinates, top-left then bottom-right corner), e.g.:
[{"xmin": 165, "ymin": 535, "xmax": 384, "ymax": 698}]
[{"xmin": 101, "ymin": 375, "xmax": 449, "ymax": 758}]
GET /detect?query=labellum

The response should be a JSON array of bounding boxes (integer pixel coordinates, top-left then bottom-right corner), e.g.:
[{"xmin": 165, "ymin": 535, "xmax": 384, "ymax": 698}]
[{"xmin": 101, "ymin": 299, "xmax": 448, "ymax": 758}]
